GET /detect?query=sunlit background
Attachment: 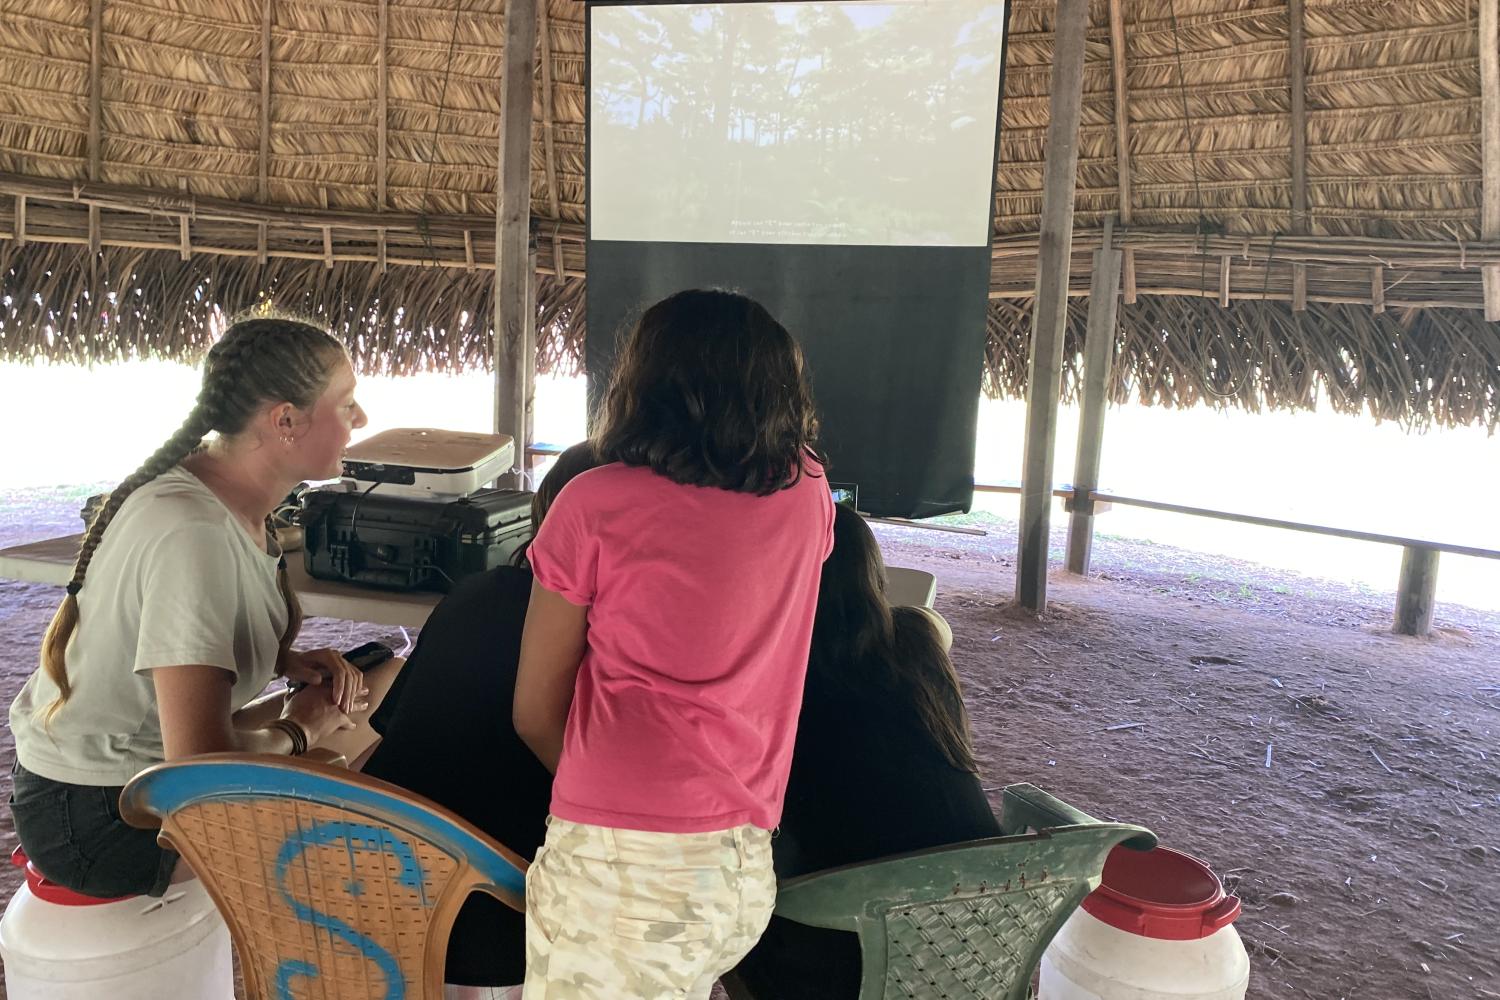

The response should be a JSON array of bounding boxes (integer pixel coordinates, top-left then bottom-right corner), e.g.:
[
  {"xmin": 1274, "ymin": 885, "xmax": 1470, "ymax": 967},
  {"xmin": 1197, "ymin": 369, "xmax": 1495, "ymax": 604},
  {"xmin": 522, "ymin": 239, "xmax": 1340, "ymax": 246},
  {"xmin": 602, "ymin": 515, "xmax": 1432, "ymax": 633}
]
[{"xmin": 2, "ymin": 360, "xmax": 1496, "ymax": 611}]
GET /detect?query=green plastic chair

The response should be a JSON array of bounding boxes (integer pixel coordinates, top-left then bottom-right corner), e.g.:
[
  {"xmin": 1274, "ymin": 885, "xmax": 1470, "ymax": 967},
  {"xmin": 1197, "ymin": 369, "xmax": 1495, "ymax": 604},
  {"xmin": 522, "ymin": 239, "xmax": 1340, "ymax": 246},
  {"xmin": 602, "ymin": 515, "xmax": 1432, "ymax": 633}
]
[{"xmin": 729, "ymin": 782, "xmax": 1155, "ymax": 1000}]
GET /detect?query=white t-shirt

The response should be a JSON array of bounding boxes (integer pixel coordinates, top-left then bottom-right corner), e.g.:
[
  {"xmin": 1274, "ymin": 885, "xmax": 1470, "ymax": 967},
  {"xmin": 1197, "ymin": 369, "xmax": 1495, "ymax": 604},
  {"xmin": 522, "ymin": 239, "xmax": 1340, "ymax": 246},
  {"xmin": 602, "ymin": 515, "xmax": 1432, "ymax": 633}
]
[{"xmin": 10, "ymin": 466, "xmax": 288, "ymax": 786}]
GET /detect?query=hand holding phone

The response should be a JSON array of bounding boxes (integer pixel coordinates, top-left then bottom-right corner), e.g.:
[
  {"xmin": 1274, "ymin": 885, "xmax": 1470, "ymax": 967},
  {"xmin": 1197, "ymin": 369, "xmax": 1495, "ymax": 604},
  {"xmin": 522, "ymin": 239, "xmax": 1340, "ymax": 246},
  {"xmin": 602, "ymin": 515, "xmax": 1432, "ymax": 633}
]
[{"xmin": 284, "ymin": 643, "xmax": 393, "ymax": 711}]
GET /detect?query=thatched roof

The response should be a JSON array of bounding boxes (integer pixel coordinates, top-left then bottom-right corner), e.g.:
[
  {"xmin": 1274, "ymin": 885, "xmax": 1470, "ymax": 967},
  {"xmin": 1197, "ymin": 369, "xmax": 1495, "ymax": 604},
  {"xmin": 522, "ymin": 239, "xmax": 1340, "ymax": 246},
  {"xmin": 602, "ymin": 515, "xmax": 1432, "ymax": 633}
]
[{"xmin": 1, "ymin": 0, "xmax": 1497, "ymax": 429}]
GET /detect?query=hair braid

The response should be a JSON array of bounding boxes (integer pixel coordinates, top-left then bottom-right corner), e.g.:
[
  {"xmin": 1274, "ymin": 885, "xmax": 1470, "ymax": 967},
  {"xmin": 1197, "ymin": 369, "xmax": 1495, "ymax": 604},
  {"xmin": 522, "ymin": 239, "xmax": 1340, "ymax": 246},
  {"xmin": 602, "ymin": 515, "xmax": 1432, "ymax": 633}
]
[
  {"xmin": 266, "ymin": 514, "xmax": 304, "ymax": 659},
  {"xmin": 38, "ymin": 315, "xmax": 345, "ymax": 722},
  {"xmin": 40, "ymin": 404, "xmax": 217, "ymax": 718}
]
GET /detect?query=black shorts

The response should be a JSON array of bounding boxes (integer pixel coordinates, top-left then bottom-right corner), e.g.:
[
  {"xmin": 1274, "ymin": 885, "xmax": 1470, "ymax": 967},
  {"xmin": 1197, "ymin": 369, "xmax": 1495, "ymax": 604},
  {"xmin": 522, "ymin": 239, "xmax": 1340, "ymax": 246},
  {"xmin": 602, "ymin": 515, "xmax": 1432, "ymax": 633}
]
[{"xmin": 8, "ymin": 762, "xmax": 178, "ymax": 898}]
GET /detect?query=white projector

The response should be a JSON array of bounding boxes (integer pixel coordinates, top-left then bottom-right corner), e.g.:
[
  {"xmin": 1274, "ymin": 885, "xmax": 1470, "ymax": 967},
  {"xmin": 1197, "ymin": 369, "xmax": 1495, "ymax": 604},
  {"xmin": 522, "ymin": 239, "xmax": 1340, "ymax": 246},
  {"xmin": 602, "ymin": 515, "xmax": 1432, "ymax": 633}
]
[{"xmin": 339, "ymin": 428, "xmax": 514, "ymax": 499}]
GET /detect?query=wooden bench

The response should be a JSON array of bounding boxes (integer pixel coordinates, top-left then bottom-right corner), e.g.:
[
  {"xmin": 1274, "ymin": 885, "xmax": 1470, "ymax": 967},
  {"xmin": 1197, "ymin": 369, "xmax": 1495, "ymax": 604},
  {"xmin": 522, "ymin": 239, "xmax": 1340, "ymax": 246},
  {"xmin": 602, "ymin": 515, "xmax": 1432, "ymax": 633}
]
[{"xmin": 1087, "ymin": 491, "xmax": 1500, "ymax": 636}]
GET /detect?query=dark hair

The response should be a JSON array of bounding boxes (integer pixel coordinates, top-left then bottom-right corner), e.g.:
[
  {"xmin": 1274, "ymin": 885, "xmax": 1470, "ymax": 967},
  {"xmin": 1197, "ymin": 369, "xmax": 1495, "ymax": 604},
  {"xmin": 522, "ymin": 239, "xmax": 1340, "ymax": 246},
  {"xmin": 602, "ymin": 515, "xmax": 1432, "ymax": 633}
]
[
  {"xmin": 40, "ymin": 317, "xmax": 347, "ymax": 720},
  {"xmin": 592, "ymin": 289, "xmax": 825, "ymax": 496},
  {"xmin": 809, "ymin": 504, "xmax": 978, "ymax": 772},
  {"xmin": 513, "ymin": 441, "xmax": 605, "ymax": 567}
]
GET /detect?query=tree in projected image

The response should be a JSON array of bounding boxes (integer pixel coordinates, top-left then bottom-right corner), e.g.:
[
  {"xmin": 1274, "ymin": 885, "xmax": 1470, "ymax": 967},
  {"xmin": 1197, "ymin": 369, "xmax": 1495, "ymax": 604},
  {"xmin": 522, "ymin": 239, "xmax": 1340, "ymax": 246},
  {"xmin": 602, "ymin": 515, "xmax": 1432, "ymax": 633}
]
[{"xmin": 592, "ymin": 2, "xmax": 1007, "ymax": 246}]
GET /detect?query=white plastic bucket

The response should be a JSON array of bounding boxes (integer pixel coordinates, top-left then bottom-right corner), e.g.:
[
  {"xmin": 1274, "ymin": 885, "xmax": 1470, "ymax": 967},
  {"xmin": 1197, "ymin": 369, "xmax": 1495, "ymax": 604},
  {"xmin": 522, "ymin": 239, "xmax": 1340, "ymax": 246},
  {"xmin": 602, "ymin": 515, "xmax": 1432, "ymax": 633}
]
[
  {"xmin": 0, "ymin": 848, "xmax": 234, "ymax": 1000},
  {"xmin": 1039, "ymin": 845, "xmax": 1249, "ymax": 1000}
]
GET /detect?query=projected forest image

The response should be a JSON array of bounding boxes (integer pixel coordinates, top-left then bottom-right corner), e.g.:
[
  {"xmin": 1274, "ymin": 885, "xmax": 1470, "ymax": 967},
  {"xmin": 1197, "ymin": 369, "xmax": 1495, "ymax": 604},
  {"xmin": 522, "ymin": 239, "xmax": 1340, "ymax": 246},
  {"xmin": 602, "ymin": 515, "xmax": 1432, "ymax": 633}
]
[{"xmin": 590, "ymin": 2, "xmax": 1008, "ymax": 246}]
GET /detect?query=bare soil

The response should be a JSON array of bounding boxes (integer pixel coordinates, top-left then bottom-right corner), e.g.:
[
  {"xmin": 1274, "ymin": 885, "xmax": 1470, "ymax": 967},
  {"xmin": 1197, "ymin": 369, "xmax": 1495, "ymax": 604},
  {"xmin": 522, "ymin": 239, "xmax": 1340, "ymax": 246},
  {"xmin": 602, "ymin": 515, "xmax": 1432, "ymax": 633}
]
[{"xmin": 1, "ymin": 487, "xmax": 1497, "ymax": 1000}]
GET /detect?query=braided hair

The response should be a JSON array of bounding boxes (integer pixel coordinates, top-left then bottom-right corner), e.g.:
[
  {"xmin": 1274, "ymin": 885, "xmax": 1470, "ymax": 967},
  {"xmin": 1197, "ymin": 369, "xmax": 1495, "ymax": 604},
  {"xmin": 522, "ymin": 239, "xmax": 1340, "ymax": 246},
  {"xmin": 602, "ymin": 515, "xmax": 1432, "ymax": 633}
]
[{"xmin": 39, "ymin": 317, "xmax": 346, "ymax": 720}]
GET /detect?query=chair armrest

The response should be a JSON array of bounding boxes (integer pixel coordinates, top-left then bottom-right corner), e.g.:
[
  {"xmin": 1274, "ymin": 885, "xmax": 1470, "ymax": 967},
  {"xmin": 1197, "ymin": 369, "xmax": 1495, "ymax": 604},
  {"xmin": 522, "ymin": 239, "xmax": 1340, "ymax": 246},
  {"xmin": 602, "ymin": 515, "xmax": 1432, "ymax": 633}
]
[
  {"xmin": 998, "ymin": 783, "xmax": 1098, "ymax": 834},
  {"xmin": 1000, "ymin": 783, "xmax": 1156, "ymax": 851},
  {"xmin": 302, "ymin": 748, "xmax": 349, "ymax": 768}
]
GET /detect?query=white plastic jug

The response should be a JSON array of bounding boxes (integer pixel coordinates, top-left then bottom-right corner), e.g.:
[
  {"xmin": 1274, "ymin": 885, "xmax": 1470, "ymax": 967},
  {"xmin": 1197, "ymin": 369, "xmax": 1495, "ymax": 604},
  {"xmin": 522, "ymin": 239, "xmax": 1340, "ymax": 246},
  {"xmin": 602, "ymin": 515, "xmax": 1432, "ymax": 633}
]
[
  {"xmin": 1039, "ymin": 845, "xmax": 1249, "ymax": 1000},
  {"xmin": 0, "ymin": 848, "xmax": 234, "ymax": 1000}
]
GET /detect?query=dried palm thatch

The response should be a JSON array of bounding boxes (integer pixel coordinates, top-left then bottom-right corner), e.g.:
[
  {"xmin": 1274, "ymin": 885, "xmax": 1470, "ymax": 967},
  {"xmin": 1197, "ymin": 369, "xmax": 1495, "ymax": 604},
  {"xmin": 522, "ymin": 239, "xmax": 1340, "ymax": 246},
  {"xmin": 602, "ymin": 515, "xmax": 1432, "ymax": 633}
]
[
  {"xmin": 1, "ymin": 0, "xmax": 1499, "ymax": 430},
  {"xmin": 0, "ymin": 240, "xmax": 587, "ymax": 376},
  {"xmin": 986, "ymin": 294, "xmax": 1500, "ymax": 432}
]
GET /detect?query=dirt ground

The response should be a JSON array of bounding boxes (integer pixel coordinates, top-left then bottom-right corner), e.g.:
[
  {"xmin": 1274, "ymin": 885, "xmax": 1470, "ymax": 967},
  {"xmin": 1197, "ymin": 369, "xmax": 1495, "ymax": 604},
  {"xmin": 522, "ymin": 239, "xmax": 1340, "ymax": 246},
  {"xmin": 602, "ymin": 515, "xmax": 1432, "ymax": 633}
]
[{"xmin": 1, "ymin": 486, "xmax": 1497, "ymax": 1000}]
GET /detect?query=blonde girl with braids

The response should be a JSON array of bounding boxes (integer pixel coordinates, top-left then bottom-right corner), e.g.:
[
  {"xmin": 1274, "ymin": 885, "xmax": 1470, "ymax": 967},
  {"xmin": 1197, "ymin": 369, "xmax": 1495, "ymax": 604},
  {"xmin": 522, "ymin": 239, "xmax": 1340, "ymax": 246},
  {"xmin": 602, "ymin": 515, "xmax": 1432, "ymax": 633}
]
[{"xmin": 8, "ymin": 317, "xmax": 385, "ymax": 899}]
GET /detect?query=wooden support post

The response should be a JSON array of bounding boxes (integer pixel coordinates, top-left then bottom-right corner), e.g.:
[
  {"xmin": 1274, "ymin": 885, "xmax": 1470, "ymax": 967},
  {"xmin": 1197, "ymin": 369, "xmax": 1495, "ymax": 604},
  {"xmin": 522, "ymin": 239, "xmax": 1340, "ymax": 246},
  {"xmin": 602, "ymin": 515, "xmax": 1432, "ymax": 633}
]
[
  {"xmin": 1289, "ymin": 0, "xmax": 1308, "ymax": 234},
  {"xmin": 179, "ymin": 215, "xmax": 191, "ymax": 260},
  {"xmin": 88, "ymin": 205, "xmax": 101, "ymax": 254},
  {"xmin": 1480, "ymin": 0, "xmax": 1500, "ymax": 318},
  {"xmin": 1219, "ymin": 254, "xmax": 1231, "ymax": 308},
  {"xmin": 525, "ymin": 243, "xmax": 539, "ymax": 457},
  {"xmin": 1292, "ymin": 263, "xmax": 1308, "ymax": 312},
  {"xmin": 1066, "ymin": 220, "xmax": 1123, "ymax": 577},
  {"xmin": 1371, "ymin": 266, "xmax": 1386, "ymax": 314},
  {"xmin": 1016, "ymin": 0, "xmax": 1090, "ymax": 612},
  {"xmin": 1393, "ymin": 545, "xmax": 1440, "ymax": 636},
  {"xmin": 1122, "ymin": 246, "xmax": 1137, "ymax": 304},
  {"xmin": 13, "ymin": 195, "xmax": 24, "ymax": 247},
  {"xmin": 494, "ymin": 0, "xmax": 538, "ymax": 488}
]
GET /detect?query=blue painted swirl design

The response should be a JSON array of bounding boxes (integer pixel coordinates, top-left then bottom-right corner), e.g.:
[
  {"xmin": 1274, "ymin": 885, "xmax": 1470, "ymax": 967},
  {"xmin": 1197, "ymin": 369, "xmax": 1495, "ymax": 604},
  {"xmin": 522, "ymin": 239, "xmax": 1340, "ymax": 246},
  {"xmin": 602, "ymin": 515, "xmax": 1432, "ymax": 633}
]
[{"xmin": 272, "ymin": 821, "xmax": 432, "ymax": 999}]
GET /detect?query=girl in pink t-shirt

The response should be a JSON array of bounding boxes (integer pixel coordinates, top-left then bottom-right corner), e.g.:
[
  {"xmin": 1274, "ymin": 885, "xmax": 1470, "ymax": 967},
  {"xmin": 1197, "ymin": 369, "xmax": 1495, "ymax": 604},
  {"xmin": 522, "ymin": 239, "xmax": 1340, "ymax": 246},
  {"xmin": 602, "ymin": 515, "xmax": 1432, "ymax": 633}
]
[{"xmin": 515, "ymin": 289, "xmax": 834, "ymax": 999}]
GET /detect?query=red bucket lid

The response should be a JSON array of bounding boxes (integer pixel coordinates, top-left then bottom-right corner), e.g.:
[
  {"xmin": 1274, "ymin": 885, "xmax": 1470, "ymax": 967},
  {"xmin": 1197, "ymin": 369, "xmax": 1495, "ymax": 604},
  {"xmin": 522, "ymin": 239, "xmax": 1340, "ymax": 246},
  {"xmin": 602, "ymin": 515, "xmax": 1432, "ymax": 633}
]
[
  {"xmin": 10, "ymin": 847, "xmax": 135, "ymax": 907},
  {"xmin": 1080, "ymin": 844, "xmax": 1241, "ymax": 941}
]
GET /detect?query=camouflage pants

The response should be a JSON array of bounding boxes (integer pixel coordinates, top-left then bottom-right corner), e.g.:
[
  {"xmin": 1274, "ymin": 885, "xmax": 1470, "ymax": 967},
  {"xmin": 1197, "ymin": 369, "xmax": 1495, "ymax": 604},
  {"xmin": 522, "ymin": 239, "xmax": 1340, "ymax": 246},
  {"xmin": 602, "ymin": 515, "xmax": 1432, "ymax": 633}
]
[{"xmin": 522, "ymin": 816, "xmax": 776, "ymax": 1000}]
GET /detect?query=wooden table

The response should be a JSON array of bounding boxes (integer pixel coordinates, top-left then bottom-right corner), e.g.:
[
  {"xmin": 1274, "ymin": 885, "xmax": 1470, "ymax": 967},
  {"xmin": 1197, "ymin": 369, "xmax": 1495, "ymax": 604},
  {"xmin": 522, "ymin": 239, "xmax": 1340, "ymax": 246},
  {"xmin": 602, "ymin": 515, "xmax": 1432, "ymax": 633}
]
[{"xmin": 0, "ymin": 534, "xmax": 937, "ymax": 628}]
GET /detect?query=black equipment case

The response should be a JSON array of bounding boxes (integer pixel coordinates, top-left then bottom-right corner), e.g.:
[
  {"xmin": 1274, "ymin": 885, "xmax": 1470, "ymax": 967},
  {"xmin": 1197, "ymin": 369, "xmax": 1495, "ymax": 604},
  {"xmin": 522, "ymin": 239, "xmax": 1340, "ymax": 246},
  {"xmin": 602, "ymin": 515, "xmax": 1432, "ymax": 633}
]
[{"xmin": 301, "ymin": 487, "xmax": 532, "ymax": 592}]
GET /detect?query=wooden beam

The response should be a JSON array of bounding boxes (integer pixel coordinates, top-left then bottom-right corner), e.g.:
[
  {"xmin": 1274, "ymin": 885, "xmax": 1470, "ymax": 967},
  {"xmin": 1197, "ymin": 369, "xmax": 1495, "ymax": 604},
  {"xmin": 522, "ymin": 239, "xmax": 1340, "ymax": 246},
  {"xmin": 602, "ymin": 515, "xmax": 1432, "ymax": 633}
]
[
  {"xmin": 494, "ymin": 0, "xmax": 538, "ymax": 487},
  {"xmin": 259, "ymin": 0, "xmax": 272, "ymax": 202},
  {"xmin": 462, "ymin": 193, "xmax": 475, "ymax": 271},
  {"xmin": 1289, "ymin": 0, "xmax": 1308, "ymax": 232},
  {"xmin": 1371, "ymin": 265, "xmax": 1386, "ymax": 314},
  {"xmin": 1122, "ymin": 246, "xmax": 1137, "ymax": 303},
  {"xmin": 320, "ymin": 186, "xmax": 332, "ymax": 269},
  {"xmin": 1016, "ymin": 0, "xmax": 1090, "ymax": 613},
  {"xmin": 377, "ymin": 0, "xmax": 388, "ymax": 210},
  {"xmin": 88, "ymin": 205, "xmax": 100, "ymax": 255},
  {"xmin": 179, "ymin": 216, "xmax": 191, "ymax": 260},
  {"xmin": 1218, "ymin": 253, "xmax": 1231, "ymax": 307},
  {"xmin": 1108, "ymin": 0, "xmax": 1131, "ymax": 225},
  {"xmin": 0, "ymin": 172, "xmax": 564, "ymax": 239},
  {"xmin": 88, "ymin": 0, "xmax": 103, "ymax": 182},
  {"xmin": 1066, "ymin": 219, "xmax": 1123, "ymax": 576},
  {"xmin": 1292, "ymin": 262, "xmax": 1308, "ymax": 311},
  {"xmin": 537, "ymin": 0, "xmax": 559, "ymax": 223},
  {"xmin": 1393, "ymin": 546, "xmax": 1439, "ymax": 636},
  {"xmin": 1480, "ymin": 0, "xmax": 1500, "ymax": 318},
  {"xmin": 536, "ymin": 0, "xmax": 567, "ymax": 282},
  {"xmin": 14, "ymin": 196, "xmax": 25, "ymax": 247}
]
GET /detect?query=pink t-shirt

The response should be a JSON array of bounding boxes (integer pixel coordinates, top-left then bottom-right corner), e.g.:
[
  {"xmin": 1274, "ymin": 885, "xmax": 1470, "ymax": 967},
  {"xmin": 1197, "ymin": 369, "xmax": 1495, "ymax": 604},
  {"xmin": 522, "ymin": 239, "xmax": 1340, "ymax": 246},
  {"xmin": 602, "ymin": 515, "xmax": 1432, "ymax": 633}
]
[{"xmin": 527, "ymin": 460, "xmax": 835, "ymax": 833}]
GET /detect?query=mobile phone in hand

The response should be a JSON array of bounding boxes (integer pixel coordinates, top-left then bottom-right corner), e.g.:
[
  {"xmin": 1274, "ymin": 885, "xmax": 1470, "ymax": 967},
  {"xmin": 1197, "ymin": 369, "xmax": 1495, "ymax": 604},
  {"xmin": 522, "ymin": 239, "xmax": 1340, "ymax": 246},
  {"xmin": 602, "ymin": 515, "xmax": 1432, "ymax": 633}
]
[
  {"xmin": 288, "ymin": 642, "xmax": 394, "ymax": 692},
  {"xmin": 343, "ymin": 641, "xmax": 395, "ymax": 671}
]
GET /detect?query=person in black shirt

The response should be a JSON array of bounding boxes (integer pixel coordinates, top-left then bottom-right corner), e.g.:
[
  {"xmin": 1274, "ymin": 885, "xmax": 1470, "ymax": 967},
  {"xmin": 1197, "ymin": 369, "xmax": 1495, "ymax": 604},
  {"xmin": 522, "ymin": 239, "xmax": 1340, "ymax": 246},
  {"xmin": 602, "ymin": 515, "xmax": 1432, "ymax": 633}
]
[
  {"xmin": 733, "ymin": 503, "xmax": 1001, "ymax": 998},
  {"xmin": 358, "ymin": 443, "xmax": 601, "ymax": 990}
]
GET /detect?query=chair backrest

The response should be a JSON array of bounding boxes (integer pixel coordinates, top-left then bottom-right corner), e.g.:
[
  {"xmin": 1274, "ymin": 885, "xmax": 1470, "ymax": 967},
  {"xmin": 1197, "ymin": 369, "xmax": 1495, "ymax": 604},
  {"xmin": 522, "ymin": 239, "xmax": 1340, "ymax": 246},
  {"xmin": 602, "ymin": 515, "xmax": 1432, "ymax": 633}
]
[
  {"xmin": 120, "ymin": 753, "xmax": 527, "ymax": 1000},
  {"xmin": 771, "ymin": 783, "xmax": 1156, "ymax": 1000}
]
